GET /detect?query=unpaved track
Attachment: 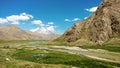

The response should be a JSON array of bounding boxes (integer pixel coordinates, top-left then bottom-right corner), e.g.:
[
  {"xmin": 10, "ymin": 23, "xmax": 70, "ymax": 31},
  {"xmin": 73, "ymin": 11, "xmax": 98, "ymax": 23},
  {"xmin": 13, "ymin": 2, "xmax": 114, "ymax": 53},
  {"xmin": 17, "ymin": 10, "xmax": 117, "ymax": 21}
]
[
  {"xmin": 51, "ymin": 46, "xmax": 120, "ymax": 64},
  {"xmin": 27, "ymin": 46, "xmax": 120, "ymax": 64}
]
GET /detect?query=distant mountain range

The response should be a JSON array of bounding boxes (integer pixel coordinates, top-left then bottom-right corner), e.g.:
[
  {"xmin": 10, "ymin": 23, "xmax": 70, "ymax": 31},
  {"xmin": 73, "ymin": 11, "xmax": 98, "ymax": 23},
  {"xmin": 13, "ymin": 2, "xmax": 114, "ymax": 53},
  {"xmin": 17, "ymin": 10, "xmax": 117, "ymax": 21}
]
[
  {"xmin": 0, "ymin": 25, "xmax": 37, "ymax": 40},
  {"xmin": 58, "ymin": 0, "xmax": 120, "ymax": 44},
  {"xmin": 1, "ymin": 0, "xmax": 119, "ymax": 43},
  {"xmin": 0, "ymin": 25, "xmax": 59, "ymax": 40},
  {"xmin": 29, "ymin": 28, "xmax": 60, "ymax": 40}
]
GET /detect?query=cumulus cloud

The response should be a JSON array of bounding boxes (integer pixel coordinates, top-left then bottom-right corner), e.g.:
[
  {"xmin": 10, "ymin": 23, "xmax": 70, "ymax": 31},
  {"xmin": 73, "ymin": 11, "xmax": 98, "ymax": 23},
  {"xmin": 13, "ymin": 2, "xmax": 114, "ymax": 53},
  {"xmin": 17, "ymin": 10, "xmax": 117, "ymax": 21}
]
[
  {"xmin": 0, "ymin": 13, "xmax": 33, "ymax": 24},
  {"xmin": 6, "ymin": 13, "xmax": 33, "ymax": 21},
  {"xmin": 65, "ymin": 18, "xmax": 80, "ymax": 22},
  {"xmin": 84, "ymin": 17, "xmax": 88, "ymax": 19},
  {"xmin": 85, "ymin": 6, "xmax": 98, "ymax": 12},
  {"xmin": 7, "ymin": 13, "xmax": 33, "ymax": 24},
  {"xmin": 32, "ymin": 20, "xmax": 45, "ymax": 26},
  {"xmin": 72, "ymin": 18, "xmax": 80, "ymax": 21},
  {"xmin": 48, "ymin": 22, "xmax": 54, "ymax": 25},
  {"xmin": 0, "ymin": 18, "xmax": 8, "ymax": 24},
  {"xmin": 30, "ymin": 27, "xmax": 39, "ymax": 32},
  {"xmin": 64, "ymin": 19, "xmax": 70, "ymax": 22},
  {"xmin": 31, "ymin": 20, "xmax": 56, "ymax": 34},
  {"xmin": 11, "ymin": 21, "xmax": 19, "ymax": 24},
  {"xmin": 30, "ymin": 26, "xmax": 55, "ymax": 35},
  {"xmin": 1, "ymin": 12, "xmax": 57, "ymax": 34},
  {"xmin": 46, "ymin": 26, "xmax": 54, "ymax": 32}
]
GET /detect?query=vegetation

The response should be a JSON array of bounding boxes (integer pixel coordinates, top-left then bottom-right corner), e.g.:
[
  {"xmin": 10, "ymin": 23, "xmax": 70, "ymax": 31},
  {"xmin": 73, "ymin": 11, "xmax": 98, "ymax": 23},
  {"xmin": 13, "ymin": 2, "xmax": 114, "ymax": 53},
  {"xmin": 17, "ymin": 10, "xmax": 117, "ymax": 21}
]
[
  {"xmin": 12, "ymin": 48, "xmax": 120, "ymax": 68},
  {"xmin": 0, "ymin": 40, "xmax": 45, "ymax": 47},
  {"xmin": 37, "ymin": 40, "xmax": 67, "ymax": 46},
  {"xmin": 0, "ymin": 44, "xmax": 73, "ymax": 68},
  {"xmin": 0, "ymin": 40, "xmax": 120, "ymax": 68},
  {"xmin": 80, "ymin": 38, "xmax": 120, "ymax": 52},
  {"xmin": 81, "ymin": 44, "xmax": 120, "ymax": 52}
]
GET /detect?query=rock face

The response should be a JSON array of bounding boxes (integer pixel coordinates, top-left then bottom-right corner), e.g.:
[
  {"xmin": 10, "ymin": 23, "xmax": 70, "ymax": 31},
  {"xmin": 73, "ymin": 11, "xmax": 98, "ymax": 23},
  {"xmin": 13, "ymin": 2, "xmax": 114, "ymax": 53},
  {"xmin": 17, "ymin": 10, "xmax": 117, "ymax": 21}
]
[
  {"xmin": 0, "ymin": 25, "xmax": 40, "ymax": 40},
  {"xmin": 59, "ymin": 0, "xmax": 120, "ymax": 43}
]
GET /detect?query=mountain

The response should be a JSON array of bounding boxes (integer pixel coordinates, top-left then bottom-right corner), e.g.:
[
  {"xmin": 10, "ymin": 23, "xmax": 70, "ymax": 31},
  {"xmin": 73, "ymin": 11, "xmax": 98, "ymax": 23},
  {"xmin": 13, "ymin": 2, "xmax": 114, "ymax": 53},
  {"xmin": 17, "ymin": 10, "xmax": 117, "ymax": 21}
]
[
  {"xmin": 25, "ymin": 31, "xmax": 42, "ymax": 39},
  {"xmin": 30, "ymin": 28, "xmax": 60, "ymax": 40},
  {"xmin": 58, "ymin": 0, "xmax": 120, "ymax": 44},
  {"xmin": 0, "ymin": 25, "xmax": 40, "ymax": 40}
]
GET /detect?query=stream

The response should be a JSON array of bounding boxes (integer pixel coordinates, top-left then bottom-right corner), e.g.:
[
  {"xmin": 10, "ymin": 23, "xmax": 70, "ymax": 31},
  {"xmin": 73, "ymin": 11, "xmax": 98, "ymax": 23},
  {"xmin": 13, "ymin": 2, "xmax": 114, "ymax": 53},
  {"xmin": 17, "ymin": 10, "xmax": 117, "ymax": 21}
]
[{"xmin": 25, "ymin": 45, "xmax": 120, "ymax": 64}]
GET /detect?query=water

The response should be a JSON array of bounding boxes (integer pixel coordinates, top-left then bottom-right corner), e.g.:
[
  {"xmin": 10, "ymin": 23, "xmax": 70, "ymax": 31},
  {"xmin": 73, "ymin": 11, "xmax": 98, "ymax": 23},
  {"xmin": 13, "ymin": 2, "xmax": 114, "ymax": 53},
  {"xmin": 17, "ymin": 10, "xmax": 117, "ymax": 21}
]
[
  {"xmin": 33, "ymin": 54, "xmax": 44, "ymax": 57},
  {"xmin": 28, "ymin": 40, "xmax": 46, "ymax": 44}
]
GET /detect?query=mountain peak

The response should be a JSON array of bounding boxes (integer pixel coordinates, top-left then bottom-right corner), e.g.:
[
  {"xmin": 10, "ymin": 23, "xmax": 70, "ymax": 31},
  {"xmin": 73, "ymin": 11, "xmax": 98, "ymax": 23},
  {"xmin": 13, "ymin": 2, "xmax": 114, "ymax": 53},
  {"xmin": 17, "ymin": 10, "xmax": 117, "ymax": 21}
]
[
  {"xmin": 58, "ymin": 0, "xmax": 120, "ymax": 44},
  {"xmin": 30, "ymin": 28, "xmax": 60, "ymax": 40}
]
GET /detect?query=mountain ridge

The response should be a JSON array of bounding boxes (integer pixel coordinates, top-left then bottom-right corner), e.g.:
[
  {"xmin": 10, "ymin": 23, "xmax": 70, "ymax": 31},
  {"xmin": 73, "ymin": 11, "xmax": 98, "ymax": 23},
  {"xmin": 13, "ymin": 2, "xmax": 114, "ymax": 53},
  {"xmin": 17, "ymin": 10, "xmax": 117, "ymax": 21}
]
[
  {"xmin": 0, "ymin": 25, "xmax": 59, "ymax": 41},
  {"xmin": 58, "ymin": 0, "xmax": 120, "ymax": 44},
  {"xmin": 29, "ymin": 28, "xmax": 60, "ymax": 40},
  {"xmin": 0, "ymin": 25, "xmax": 41, "ymax": 40}
]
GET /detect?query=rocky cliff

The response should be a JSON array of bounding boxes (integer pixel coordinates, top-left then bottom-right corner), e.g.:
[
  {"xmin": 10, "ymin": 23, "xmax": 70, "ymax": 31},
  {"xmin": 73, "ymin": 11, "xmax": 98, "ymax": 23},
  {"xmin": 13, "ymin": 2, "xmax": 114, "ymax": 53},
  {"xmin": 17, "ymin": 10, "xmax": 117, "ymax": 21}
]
[{"xmin": 59, "ymin": 0, "xmax": 120, "ymax": 44}]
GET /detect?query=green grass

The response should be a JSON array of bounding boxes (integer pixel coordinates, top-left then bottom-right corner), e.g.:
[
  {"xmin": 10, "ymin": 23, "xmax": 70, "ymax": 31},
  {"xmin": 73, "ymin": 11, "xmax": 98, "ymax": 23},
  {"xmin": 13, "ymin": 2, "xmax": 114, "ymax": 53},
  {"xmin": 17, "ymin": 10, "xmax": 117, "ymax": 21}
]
[
  {"xmin": 0, "ymin": 40, "xmax": 66, "ymax": 45},
  {"xmin": 1, "ymin": 40, "xmax": 120, "ymax": 68},
  {"xmin": 0, "ymin": 40, "xmax": 35, "ymax": 43},
  {"xmin": 0, "ymin": 48, "xmax": 73, "ymax": 68},
  {"xmin": 68, "ymin": 38, "xmax": 120, "ymax": 52},
  {"xmin": 0, "ymin": 40, "xmax": 47, "ymax": 48},
  {"xmin": 12, "ymin": 48, "xmax": 120, "ymax": 68},
  {"xmin": 81, "ymin": 44, "xmax": 120, "ymax": 52},
  {"xmin": 0, "ymin": 56, "xmax": 72, "ymax": 68},
  {"xmin": 37, "ymin": 41, "xmax": 67, "ymax": 46},
  {"xmin": 80, "ymin": 38, "xmax": 120, "ymax": 52}
]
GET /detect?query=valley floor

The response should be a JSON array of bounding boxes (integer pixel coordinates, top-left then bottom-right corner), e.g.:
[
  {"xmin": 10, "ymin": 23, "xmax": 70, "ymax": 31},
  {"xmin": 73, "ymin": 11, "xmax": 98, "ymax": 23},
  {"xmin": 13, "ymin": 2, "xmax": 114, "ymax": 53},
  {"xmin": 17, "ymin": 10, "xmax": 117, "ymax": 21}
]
[{"xmin": 0, "ymin": 40, "xmax": 120, "ymax": 68}]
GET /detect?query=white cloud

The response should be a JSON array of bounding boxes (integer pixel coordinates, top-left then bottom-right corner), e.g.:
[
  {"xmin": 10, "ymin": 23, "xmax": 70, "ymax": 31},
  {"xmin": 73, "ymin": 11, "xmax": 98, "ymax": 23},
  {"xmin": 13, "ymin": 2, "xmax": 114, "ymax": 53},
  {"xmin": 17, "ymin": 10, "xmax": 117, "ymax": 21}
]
[
  {"xmin": 84, "ymin": 17, "xmax": 88, "ymax": 19},
  {"xmin": 39, "ymin": 27, "xmax": 48, "ymax": 34},
  {"xmin": 30, "ymin": 26, "xmax": 55, "ymax": 35},
  {"xmin": 30, "ymin": 27, "xmax": 39, "ymax": 32},
  {"xmin": 31, "ymin": 20, "xmax": 55, "ymax": 35},
  {"xmin": 6, "ymin": 13, "xmax": 33, "ymax": 24},
  {"xmin": 32, "ymin": 20, "xmax": 45, "ymax": 27},
  {"xmin": 0, "ymin": 18, "xmax": 8, "ymax": 24},
  {"xmin": 72, "ymin": 18, "xmax": 80, "ymax": 21},
  {"xmin": 39, "ymin": 26, "xmax": 55, "ymax": 34},
  {"xmin": 0, "ymin": 13, "xmax": 33, "ymax": 24},
  {"xmin": 7, "ymin": 13, "xmax": 33, "ymax": 21},
  {"xmin": 46, "ymin": 26, "xmax": 54, "ymax": 32},
  {"xmin": 11, "ymin": 21, "xmax": 19, "ymax": 24},
  {"xmin": 48, "ymin": 22, "xmax": 54, "ymax": 25},
  {"xmin": 21, "ymin": 13, "xmax": 33, "ymax": 19},
  {"xmin": 64, "ymin": 19, "xmax": 70, "ymax": 22},
  {"xmin": 65, "ymin": 18, "xmax": 80, "ymax": 22},
  {"xmin": 85, "ymin": 6, "xmax": 98, "ymax": 12}
]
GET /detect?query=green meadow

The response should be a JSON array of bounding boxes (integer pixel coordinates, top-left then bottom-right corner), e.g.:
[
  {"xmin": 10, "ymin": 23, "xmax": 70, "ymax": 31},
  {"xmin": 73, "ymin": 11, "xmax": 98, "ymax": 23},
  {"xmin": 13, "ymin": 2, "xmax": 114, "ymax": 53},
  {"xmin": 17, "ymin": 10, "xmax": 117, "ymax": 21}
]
[{"xmin": 0, "ymin": 40, "xmax": 120, "ymax": 68}]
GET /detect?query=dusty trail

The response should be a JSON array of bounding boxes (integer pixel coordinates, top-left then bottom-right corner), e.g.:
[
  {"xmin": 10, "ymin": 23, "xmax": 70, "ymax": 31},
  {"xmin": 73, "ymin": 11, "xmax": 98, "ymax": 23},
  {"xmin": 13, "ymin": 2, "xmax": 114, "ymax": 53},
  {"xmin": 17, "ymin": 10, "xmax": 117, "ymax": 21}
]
[
  {"xmin": 27, "ymin": 45, "xmax": 120, "ymax": 64},
  {"xmin": 51, "ymin": 46, "xmax": 120, "ymax": 64}
]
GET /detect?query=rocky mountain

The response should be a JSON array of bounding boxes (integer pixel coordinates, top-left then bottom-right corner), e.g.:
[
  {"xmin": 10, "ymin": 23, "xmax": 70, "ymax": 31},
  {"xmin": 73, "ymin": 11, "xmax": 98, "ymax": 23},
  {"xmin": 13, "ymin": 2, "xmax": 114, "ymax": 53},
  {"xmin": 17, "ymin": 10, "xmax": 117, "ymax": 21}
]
[
  {"xmin": 58, "ymin": 0, "xmax": 120, "ymax": 44},
  {"xmin": 0, "ymin": 25, "xmax": 41, "ymax": 40},
  {"xmin": 30, "ymin": 28, "xmax": 60, "ymax": 40}
]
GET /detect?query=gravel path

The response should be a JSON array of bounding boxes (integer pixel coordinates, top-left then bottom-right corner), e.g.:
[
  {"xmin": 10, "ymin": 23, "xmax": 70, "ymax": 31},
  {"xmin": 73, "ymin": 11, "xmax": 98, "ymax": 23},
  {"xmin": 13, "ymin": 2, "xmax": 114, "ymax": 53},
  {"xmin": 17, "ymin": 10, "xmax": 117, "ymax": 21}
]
[{"xmin": 27, "ymin": 45, "xmax": 120, "ymax": 64}]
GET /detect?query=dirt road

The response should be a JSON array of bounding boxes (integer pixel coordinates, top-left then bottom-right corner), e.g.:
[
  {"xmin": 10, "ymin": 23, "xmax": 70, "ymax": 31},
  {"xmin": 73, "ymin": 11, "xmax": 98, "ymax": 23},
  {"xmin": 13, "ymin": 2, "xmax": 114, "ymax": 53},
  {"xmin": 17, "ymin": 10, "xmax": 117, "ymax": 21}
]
[{"xmin": 27, "ymin": 45, "xmax": 120, "ymax": 64}]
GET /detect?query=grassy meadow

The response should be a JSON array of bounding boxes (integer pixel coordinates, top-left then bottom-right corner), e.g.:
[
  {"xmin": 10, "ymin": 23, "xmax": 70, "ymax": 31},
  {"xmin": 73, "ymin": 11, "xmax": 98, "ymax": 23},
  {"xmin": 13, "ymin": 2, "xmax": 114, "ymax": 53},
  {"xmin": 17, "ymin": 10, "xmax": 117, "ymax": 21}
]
[{"xmin": 0, "ymin": 40, "xmax": 120, "ymax": 68}]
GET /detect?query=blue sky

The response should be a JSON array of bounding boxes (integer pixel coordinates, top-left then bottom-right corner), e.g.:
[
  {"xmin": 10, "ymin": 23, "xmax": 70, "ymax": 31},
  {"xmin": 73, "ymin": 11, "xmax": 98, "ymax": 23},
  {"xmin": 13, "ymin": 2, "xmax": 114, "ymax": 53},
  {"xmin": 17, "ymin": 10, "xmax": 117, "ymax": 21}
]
[{"xmin": 0, "ymin": 0, "xmax": 102, "ymax": 34}]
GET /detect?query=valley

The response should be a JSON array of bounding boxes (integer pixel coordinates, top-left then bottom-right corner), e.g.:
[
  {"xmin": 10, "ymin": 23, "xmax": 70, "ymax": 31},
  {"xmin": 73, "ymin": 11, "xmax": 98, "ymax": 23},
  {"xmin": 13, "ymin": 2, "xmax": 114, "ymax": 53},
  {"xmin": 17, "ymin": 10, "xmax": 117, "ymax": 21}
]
[
  {"xmin": 0, "ymin": 0, "xmax": 120, "ymax": 68},
  {"xmin": 0, "ymin": 40, "xmax": 120, "ymax": 68}
]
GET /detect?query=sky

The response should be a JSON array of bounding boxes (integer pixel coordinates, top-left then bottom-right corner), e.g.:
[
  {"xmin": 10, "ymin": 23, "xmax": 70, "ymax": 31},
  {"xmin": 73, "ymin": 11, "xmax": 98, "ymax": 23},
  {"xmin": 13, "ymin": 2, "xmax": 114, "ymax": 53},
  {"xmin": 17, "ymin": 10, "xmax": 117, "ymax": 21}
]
[{"xmin": 0, "ymin": 0, "xmax": 102, "ymax": 34}]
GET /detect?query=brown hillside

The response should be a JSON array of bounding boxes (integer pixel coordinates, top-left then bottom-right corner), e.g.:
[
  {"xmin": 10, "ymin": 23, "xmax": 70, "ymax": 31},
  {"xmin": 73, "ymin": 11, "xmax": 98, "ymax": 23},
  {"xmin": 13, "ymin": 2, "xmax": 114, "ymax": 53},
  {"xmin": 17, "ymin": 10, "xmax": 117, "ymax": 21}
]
[
  {"xmin": 0, "ymin": 25, "xmax": 40, "ymax": 40},
  {"xmin": 59, "ymin": 0, "xmax": 120, "ymax": 44}
]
